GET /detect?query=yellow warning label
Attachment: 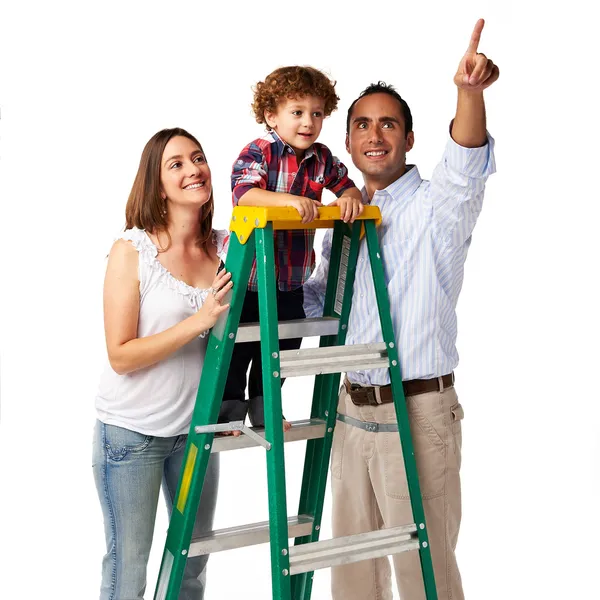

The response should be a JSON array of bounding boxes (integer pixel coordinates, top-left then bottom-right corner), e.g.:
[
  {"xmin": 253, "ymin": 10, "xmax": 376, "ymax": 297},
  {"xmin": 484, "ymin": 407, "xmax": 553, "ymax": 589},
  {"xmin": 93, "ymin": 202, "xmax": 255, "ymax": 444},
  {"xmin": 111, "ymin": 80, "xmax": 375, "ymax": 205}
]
[{"xmin": 177, "ymin": 443, "xmax": 198, "ymax": 514}]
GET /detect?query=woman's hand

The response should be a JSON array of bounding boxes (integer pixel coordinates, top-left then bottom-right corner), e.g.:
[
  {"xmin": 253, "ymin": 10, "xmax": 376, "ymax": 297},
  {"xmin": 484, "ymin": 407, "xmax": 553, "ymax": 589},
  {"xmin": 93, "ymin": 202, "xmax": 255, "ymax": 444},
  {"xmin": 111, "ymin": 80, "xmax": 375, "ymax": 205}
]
[{"xmin": 196, "ymin": 268, "xmax": 233, "ymax": 330}]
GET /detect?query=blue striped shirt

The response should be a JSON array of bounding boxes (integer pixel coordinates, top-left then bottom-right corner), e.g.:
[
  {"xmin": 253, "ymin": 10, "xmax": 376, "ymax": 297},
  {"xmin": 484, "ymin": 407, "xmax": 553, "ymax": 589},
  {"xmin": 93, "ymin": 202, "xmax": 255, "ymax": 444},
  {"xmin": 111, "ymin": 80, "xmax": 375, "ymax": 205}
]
[{"xmin": 303, "ymin": 133, "xmax": 496, "ymax": 384}]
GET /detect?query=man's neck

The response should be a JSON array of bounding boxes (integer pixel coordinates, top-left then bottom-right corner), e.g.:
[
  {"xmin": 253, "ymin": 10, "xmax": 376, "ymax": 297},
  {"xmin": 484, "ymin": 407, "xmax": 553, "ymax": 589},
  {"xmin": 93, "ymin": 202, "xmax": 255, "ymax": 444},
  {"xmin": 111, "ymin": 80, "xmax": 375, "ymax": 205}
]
[{"xmin": 364, "ymin": 165, "xmax": 408, "ymax": 201}]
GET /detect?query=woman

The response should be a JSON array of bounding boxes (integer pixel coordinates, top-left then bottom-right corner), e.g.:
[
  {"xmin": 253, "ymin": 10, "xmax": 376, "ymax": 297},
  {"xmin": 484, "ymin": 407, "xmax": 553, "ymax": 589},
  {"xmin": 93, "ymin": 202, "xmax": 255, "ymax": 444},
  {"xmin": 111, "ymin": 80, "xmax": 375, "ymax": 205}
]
[{"xmin": 92, "ymin": 128, "xmax": 232, "ymax": 600}]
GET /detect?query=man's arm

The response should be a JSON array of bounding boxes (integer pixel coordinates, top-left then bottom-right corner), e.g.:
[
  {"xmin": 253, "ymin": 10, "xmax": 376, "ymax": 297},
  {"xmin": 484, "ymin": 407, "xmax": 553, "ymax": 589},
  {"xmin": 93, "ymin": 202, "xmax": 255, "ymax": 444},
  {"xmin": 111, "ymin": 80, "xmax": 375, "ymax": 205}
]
[
  {"xmin": 451, "ymin": 19, "xmax": 500, "ymax": 148},
  {"xmin": 303, "ymin": 229, "xmax": 333, "ymax": 319}
]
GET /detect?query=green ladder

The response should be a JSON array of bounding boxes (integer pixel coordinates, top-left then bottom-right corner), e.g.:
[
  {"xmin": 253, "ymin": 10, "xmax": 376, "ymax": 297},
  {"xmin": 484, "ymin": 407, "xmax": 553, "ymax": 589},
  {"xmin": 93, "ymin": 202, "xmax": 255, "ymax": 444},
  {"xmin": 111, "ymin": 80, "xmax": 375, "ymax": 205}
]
[{"xmin": 154, "ymin": 206, "xmax": 438, "ymax": 600}]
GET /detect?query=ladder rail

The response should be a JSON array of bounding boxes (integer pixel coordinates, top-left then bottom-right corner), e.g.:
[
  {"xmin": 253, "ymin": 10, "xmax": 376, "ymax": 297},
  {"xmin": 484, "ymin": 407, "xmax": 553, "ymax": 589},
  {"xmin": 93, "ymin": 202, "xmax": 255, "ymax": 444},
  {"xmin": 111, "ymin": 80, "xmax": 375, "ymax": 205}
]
[
  {"xmin": 291, "ymin": 221, "xmax": 363, "ymax": 600},
  {"xmin": 364, "ymin": 219, "xmax": 438, "ymax": 599}
]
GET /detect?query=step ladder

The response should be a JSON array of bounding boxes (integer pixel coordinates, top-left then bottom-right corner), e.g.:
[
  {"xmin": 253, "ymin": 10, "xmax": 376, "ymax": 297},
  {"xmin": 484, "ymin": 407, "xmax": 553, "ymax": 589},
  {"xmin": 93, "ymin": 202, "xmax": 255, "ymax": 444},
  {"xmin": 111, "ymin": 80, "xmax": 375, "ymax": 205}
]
[{"xmin": 154, "ymin": 206, "xmax": 438, "ymax": 600}]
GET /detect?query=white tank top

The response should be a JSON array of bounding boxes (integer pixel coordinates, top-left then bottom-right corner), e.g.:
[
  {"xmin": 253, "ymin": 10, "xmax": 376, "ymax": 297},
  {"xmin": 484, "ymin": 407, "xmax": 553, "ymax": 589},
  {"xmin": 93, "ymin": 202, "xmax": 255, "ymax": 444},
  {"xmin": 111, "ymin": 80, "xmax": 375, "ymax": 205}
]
[{"xmin": 95, "ymin": 227, "xmax": 229, "ymax": 437}]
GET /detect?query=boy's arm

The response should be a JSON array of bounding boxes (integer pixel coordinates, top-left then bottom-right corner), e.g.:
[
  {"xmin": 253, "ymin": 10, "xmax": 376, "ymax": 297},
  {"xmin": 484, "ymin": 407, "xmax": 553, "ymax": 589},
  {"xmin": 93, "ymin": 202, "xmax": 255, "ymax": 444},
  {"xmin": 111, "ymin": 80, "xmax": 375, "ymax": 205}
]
[
  {"xmin": 232, "ymin": 143, "xmax": 321, "ymax": 224},
  {"xmin": 322, "ymin": 150, "xmax": 365, "ymax": 223},
  {"xmin": 240, "ymin": 188, "xmax": 322, "ymax": 224},
  {"xmin": 328, "ymin": 186, "xmax": 364, "ymax": 223}
]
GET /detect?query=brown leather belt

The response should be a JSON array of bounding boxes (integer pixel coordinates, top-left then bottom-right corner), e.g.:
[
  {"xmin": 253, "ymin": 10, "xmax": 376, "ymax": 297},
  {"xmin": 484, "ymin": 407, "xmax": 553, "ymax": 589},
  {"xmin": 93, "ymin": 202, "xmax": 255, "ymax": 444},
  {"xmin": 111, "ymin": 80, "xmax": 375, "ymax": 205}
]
[{"xmin": 343, "ymin": 373, "xmax": 454, "ymax": 406}]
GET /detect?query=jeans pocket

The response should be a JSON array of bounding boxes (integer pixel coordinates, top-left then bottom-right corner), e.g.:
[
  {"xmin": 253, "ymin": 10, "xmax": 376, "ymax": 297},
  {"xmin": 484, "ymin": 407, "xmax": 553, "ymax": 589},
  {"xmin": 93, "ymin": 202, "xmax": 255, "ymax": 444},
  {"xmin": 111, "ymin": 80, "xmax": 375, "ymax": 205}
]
[
  {"xmin": 103, "ymin": 423, "xmax": 153, "ymax": 462},
  {"xmin": 330, "ymin": 421, "xmax": 346, "ymax": 480}
]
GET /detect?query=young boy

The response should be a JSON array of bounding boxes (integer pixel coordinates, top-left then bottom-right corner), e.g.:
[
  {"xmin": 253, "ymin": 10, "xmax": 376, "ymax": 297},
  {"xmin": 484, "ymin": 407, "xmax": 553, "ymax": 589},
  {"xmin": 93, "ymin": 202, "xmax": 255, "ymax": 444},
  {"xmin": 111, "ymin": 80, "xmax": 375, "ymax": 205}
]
[{"xmin": 219, "ymin": 66, "xmax": 363, "ymax": 431}]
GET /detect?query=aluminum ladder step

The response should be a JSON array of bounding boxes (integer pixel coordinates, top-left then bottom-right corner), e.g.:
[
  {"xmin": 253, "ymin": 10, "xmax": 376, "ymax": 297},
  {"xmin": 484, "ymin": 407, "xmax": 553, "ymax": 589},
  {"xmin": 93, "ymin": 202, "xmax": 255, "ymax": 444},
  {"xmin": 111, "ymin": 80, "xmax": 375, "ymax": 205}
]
[
  {"xmin": 279, "ymin": 342, "xmax": 389, "ymax": 378},
  {"xmin": 235, "ymin": 316, "xmax": 340, "ymax": 343},
  {"xmin": 288, "ymin": 524, "xmax": 419, "ymax": 575},
  {"xmin": 188, "ymin": 515, "xmax": 314, "ymax": 556},
  {"xmin": 211, "ymin": 418, "xmax": 326, "ymax": 453}
]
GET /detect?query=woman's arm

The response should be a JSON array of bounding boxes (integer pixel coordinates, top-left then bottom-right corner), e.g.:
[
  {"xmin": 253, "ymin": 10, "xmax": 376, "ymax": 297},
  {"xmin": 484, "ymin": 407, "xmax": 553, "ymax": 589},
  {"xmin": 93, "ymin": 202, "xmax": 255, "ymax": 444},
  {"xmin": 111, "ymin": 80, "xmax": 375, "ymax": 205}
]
[{"xmin": 103, "ymin": 239, "xmax": 232, "ymax": 375}]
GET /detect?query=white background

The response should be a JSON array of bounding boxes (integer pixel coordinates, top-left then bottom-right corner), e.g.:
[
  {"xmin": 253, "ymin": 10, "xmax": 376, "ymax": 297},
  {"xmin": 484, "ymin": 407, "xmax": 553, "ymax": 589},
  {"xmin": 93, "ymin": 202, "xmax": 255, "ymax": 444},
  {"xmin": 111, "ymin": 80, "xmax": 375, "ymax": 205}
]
[{"xmin": 1, "ymin": 1, "xmax": 599, "ymax": 598}]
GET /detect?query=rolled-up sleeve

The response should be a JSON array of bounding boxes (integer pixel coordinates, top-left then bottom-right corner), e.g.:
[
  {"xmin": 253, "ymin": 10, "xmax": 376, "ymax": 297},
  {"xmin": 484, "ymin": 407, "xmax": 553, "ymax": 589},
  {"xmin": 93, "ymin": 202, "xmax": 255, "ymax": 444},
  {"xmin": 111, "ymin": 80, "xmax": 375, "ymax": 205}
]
[
  {"xmin": 324, "ymin": 154, "xmax": 356, "ymax": 197},
  {"xmin": 231, "ymin": 143, "xmax": 268, "ymax": 206},
  {"xmin": 427, "ymin": 133, "xmax": 496, "ymax": 247},
  {"xmin": 303, "ymin": 229, "xmax": 333, "ymax": 318}
]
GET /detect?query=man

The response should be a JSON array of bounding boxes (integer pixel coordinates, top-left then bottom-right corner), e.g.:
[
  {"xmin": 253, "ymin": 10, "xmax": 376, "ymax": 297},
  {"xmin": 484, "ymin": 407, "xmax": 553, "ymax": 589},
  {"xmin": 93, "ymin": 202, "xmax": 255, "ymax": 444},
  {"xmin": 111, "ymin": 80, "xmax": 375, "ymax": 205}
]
[{"xmin": 303, "ymin": 19, "xmax": 499, "ymax": 600}]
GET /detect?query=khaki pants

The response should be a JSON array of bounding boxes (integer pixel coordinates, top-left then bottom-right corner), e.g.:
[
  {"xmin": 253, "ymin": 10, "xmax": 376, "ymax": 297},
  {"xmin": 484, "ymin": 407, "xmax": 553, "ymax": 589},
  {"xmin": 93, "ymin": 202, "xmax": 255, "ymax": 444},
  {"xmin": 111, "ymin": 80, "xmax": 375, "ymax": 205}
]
[{"xmin": 331, "ymin": 384, "xmax": 464, "ymax": 600}]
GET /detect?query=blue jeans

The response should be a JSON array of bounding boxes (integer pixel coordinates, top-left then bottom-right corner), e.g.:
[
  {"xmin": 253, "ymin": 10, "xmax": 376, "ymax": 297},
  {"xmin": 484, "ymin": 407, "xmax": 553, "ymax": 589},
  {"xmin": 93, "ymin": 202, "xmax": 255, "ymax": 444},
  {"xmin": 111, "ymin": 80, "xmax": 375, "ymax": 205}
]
[{"xmin": 92, "ymin": 421, "xmax": 219, "ymax": 600}]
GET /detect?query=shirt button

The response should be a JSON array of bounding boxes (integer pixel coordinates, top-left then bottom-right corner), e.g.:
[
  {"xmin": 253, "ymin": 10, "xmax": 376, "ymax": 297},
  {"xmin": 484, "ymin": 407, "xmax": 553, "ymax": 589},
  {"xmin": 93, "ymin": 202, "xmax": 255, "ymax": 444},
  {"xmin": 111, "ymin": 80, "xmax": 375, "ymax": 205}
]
[
  {"xmin": 291, "ymin": 172, "xmax": 297, "ymax": 177},
  {"xmin": 287, "ymin": 148, "xmax": 293, "ymax": 154}
]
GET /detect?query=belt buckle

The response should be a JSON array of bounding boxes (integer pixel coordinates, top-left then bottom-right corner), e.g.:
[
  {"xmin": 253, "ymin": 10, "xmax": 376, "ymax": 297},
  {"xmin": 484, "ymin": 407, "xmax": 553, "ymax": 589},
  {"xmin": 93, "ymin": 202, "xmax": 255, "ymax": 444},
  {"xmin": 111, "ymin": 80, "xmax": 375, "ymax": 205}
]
[{"xmin": 365, "ymin": 422, "xmax": 379, "ymax": 433}]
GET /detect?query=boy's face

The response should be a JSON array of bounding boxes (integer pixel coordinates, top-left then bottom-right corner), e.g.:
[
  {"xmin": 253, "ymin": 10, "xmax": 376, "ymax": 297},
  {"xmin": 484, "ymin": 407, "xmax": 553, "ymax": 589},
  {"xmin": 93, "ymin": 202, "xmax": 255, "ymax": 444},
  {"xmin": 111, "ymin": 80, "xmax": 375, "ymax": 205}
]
[{"xmin": 265, "ymin": 95, "xmax": 325, "ymax": 158}]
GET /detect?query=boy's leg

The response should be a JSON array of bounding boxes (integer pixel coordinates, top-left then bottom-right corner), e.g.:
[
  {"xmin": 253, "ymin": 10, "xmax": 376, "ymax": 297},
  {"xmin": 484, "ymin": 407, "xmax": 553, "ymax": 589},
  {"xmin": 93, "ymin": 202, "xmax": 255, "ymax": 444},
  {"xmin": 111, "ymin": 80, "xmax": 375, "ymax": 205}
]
[
  {"xmin": 248, "ymin": 287, "xmax": 305, "ymax": 427},
  {"xmin": 162, "ymin": 438, "xmax": 220, "ymax": 600},
  {"xmin": 219, "ymin": 290, "xmax": 260, "ymax": 424},
  {"xmin": 92, "ymin": 420, "xmax": 171, "ymax": 600}
]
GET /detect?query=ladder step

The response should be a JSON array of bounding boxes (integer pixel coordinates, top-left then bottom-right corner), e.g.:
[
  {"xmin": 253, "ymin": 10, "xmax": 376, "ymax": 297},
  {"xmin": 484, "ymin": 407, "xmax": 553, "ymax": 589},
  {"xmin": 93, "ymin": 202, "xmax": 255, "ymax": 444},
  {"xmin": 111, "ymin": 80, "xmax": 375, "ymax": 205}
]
[
  {"xmin": 188, "ymin": 515, "xmax": 314, "ymax": 556},
  {"xmin": 211, "ymin": 418, "xmax": 326, "ymax": 453},
  {"xmin": 288, "ymin": 524, "xmax": 419, "ymax": 575},
  {"xmin": 280, "ymin": 343, "xmax": 389, "ymax": 378},
  {"xmin": 235, "ymin": 316, "xmax": 340, "ymax": 343}
]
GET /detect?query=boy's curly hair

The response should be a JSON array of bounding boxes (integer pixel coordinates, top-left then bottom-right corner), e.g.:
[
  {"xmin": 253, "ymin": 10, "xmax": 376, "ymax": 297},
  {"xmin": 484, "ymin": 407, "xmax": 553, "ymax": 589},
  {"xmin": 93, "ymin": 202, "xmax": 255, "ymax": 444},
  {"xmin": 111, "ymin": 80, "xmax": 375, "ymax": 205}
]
[{"xmin": 252, "ymin": 66, "xmax": 339, "ymax": 128}]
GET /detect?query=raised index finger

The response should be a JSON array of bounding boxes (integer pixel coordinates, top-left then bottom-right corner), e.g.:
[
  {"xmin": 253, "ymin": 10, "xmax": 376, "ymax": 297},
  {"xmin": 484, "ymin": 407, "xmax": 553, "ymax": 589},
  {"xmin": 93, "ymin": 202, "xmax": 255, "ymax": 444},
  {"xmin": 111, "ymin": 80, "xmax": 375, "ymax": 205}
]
[{"xmin": 466, "ymin": 18, "xmax": 485, "ymax": 54}]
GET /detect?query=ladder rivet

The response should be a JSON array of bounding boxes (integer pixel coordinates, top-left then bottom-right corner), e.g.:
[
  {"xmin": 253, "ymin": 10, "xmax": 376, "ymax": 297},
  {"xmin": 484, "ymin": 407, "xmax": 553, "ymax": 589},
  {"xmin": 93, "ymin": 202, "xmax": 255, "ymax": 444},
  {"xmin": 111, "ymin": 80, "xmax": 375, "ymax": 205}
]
[
  {"xmin": 273, "ymin": 371, "xmax": 279, "ymax": 378},
  {"xmin": 243, "ymin": 216, "xmax": 248, "ymax": 222},
  {"xmin": 324, "ymin": 410, "xmax": 329, "ymax": 417},
  {"xmin": 182, "ymin": 549, "xmax": 188, "ymax": 555},
  {"xmin": 232, "ymin": 215, "xmax": 236, "ymax": 222},
  {"xmin": 272, "ymin": 352, "xmax": 278, "ymax": 358},
  {"xmin": 377, "ymin": 252, "xmax": 381, "ymax": 259},
  {"xmin": 342, "ymin": 324, "xmax": 347, "ymax": 330},
  {"xmin": 204, "ymin": 444, "xmax": 210, "ymax": 450},
  {"xmin": 282, "ymin": 569, "xmax": 289, "ymax": 576},
  {"xmin": 315, "ymin": 525, "xmax": 320, "ymax": 530},
  {"xmin": 419, "ymin": 523, "xmax": 425, "ymax": 530},
  {"xmin": 281, "ymin": 549, "xmax": 288, "ymax": 556},
  {"xmin": 392, "ymin": 360, "xmax": 398, "ymax": 366},
  {"xmin": 215, "ymin": 345, "xmax": 219, "ymax": 349},
  {"xmin": 422, "ymin": 542, "xmax": 428, "ymax": 548},
  {"xmin": 240, "ymin": 235, "xmax": 244, "ymax": 241},
  {"xmin": 389, "ymin": 342, "xmax": 395, "ymax": 348},
  {"xmin": 229, "ymin": 333, "xmax": 235, "ymax": 339},
  {"xmin": 255, "ymin": 218, "xmax": 260, "ymax": 226},
  {"xmin": 328, "ymin": 427, "xmax": 333, "ymax": 433}
]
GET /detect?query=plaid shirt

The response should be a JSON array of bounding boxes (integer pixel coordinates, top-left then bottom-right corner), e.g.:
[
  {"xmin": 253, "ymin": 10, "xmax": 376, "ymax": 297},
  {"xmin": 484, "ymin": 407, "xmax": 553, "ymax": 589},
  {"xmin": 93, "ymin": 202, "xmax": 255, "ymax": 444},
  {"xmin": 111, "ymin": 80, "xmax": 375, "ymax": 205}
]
[{"xmin": 231, "ymin": 130, "xmax": 355, "ymax": 291}]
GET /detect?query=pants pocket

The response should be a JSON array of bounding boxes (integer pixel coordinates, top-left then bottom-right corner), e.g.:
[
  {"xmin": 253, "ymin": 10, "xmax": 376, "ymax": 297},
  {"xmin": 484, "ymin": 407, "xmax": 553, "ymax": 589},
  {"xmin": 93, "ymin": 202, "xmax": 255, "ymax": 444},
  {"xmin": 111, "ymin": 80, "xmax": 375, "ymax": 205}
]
[
  {"xmin": 383, "ymin": 396, "xmax": 447, "ymax": 499},
  {"xmin": 450, "ymin": 401, "xmax": 464, "ymax": 467},
  {"xmin": 103, "ymin": 423, "xmax": 153, "ymax": 462}
]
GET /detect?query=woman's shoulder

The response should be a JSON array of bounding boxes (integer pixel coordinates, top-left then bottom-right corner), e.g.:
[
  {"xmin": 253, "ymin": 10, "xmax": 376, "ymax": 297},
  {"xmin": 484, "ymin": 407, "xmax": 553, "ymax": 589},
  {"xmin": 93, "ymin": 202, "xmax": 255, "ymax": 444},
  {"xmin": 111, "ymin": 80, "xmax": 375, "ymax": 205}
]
[{"xmin": 113, "ymin": 227, "xmax": 158, "ymax": 263}]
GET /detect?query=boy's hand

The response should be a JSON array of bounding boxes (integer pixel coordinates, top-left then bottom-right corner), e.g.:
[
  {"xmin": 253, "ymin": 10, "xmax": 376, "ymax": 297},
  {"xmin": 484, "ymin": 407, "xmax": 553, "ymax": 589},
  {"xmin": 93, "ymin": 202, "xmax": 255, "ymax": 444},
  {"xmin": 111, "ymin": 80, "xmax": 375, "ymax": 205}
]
[
  {"xmin": 287, "ymin": 195, "xmax": 322, "ymax": 224},
  {"xmin": 329, "ymin": 191, "xmax": 364, "ymax": 223}
]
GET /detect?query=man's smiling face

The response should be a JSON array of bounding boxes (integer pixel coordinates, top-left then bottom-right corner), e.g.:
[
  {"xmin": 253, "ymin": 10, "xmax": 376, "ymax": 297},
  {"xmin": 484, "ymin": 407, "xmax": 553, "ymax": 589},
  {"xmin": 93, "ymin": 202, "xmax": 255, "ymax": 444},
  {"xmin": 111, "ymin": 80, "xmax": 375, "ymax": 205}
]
[{"xmin": 346, "ymin": 93, "xmax": 414, "ymax": 193}]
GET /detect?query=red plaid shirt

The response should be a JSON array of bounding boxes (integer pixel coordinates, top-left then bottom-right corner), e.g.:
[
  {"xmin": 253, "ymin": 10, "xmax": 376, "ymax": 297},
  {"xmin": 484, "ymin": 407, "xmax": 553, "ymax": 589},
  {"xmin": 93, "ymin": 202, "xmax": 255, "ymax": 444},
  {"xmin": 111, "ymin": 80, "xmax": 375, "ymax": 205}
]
[{"xmin": 231, "ymin": 130, "xmax": 355, "ymax": 291}]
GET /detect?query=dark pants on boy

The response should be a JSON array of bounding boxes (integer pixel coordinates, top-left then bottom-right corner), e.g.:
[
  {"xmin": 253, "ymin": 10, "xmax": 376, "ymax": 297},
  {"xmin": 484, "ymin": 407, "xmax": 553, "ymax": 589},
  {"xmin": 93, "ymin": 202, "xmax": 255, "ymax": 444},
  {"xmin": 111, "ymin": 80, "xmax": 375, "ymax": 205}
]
[{"xmin": 219, "ymin": 286, "xmax": 305, "ymax": 427}]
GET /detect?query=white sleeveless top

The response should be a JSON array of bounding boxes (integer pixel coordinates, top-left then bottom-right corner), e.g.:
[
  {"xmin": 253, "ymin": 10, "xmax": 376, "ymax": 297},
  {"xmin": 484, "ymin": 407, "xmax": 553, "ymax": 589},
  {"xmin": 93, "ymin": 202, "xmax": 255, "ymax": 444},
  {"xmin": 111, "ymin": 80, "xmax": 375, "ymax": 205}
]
[{"xmin": 95, "ymin": 227, "xmax": 230, "ymax": 437}]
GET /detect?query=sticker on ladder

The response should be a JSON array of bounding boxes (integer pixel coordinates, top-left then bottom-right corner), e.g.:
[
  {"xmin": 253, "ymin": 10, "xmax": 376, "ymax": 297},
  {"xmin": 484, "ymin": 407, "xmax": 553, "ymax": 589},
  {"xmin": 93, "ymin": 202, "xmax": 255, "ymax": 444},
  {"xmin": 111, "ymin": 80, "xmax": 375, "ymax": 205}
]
[
  {"xmin": 334, "ymin": 235, "xmax": 351, "ymax": 315},
  {"xmin": 155, "ymin": 550, "xmax": 174, "ymax": 600},
  {"xmin": 176, "ymin": 443, "xmax": 198, "ymax": 514}
]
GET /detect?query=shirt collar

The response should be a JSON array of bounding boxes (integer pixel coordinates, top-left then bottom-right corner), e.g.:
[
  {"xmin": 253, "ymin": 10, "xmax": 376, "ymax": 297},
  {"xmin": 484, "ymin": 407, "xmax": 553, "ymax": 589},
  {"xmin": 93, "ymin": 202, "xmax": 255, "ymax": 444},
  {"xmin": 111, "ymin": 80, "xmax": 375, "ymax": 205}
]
[
  {"xmin": 267, "ymin": 129, "xmax": 318, "ymax": 162},
  {"xmin": 362, "ymin": 164, "xmax": 422, "ymax": 204}
]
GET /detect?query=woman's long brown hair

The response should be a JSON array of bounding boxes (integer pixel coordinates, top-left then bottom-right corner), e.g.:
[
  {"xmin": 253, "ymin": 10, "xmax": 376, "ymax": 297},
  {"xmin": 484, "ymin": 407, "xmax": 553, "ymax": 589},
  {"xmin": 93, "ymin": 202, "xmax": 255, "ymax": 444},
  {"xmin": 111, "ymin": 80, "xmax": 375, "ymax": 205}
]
[{"xmin": 125, "ymin": 128, "xmax": 214, "ymax": 254}]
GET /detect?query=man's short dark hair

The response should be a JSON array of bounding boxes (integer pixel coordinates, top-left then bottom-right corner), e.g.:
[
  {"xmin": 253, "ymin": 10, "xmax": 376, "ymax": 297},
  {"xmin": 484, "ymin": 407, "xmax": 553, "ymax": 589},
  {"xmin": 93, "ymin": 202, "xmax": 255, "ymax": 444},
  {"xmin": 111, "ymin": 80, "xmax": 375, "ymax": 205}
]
[{"xmin": 346, "ymin": 81, "xmax": 413, "ymax": 137}]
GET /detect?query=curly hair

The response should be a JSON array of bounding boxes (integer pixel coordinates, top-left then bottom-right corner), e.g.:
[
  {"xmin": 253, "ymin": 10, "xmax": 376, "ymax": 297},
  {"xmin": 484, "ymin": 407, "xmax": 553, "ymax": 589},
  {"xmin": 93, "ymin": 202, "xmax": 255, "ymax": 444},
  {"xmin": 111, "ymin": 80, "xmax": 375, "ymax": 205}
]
[{"xmin": 252, "ymin": 66, "xmax": 339, "ymax": 127}]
